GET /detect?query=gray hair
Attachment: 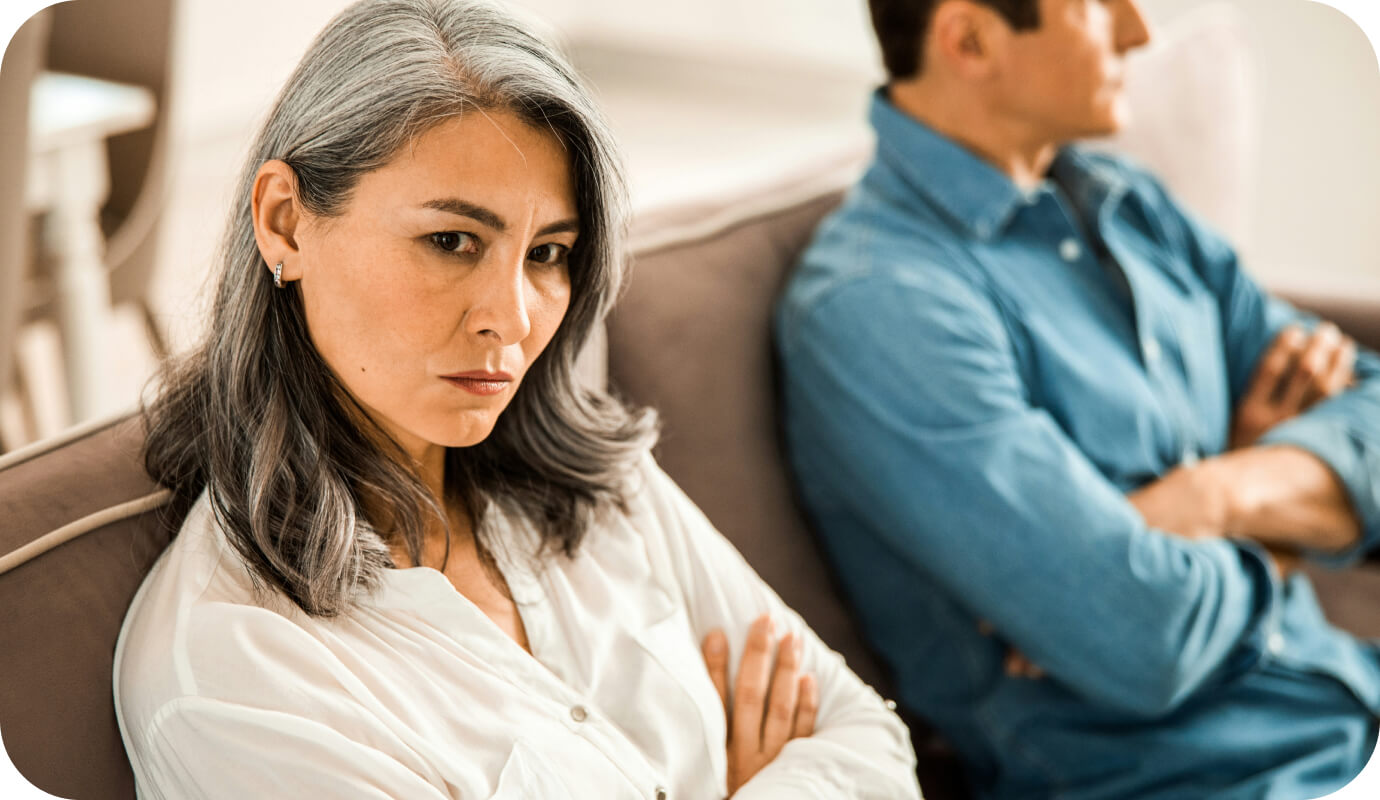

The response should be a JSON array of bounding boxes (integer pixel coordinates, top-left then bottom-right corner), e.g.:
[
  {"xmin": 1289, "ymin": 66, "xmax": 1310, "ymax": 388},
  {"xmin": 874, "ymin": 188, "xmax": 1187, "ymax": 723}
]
[{"xmin": 144, "ymin": 0, "xmax": 656, "ymax": 616}]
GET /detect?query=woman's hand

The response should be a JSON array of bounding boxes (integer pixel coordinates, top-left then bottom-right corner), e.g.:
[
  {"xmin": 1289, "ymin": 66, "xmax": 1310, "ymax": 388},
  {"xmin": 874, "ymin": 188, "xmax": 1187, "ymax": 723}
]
[{"xmin": 702, "ymin": 614, "xmax": 818, "ymax": 796}]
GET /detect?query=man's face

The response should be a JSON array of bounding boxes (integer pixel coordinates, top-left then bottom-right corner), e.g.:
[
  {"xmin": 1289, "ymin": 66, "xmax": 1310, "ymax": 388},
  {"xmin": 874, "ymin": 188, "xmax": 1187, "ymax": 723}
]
[{"xmin": 993, "ymin": 0, "xmax": 1152, "ymax": 141}]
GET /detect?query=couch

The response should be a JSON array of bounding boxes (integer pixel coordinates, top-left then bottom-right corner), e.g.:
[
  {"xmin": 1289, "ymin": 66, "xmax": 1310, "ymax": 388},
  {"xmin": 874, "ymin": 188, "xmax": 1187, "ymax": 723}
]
[{"xmin": 6, "ymin": 178, "xmax": 1380, "ymax": 800}]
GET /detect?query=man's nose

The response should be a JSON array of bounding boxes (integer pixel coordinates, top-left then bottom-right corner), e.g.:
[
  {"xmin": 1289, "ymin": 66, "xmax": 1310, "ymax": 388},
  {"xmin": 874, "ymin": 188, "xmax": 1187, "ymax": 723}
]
[
  {"xmin": 464, "ymin": 252, "xmax": 532, "ymax": 345},
  {"xmin": 1116, "ymin": 0, "xmax": 1153, "ymax": 53}
]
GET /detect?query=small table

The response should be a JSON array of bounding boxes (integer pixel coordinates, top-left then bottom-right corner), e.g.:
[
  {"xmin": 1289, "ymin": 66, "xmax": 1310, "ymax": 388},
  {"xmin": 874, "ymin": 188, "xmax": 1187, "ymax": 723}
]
[{"xmin": 26, "ymin": 71, "xmax": 156, "ymax": 424}]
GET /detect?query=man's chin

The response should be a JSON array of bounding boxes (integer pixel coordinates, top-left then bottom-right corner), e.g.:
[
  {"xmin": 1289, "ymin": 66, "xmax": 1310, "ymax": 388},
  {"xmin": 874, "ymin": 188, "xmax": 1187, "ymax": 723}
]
[{"xmin": 1077, "ymin": 112, "xmax": 1128, "ymax": 141}]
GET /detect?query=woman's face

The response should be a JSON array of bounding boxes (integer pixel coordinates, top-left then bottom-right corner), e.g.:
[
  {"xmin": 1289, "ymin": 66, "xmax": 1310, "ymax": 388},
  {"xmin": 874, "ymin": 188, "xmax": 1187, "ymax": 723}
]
[{"xmin": 290, "ymin": 109, "xmax": 578, "ymax": 460}]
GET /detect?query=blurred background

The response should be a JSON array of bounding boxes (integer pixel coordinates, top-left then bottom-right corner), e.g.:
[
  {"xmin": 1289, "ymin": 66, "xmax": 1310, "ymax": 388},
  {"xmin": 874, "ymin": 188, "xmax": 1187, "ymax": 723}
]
[{"xmin": 0, "ymin": 0, "xmax": 1377, "ymax": 452}]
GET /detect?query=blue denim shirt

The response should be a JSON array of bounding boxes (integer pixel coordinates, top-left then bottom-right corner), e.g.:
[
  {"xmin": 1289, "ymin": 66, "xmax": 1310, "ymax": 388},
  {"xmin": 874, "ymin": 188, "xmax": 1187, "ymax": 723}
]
[{"xmin": 775, "ymin": 91, "xmax": 1380, "ymax": 799}]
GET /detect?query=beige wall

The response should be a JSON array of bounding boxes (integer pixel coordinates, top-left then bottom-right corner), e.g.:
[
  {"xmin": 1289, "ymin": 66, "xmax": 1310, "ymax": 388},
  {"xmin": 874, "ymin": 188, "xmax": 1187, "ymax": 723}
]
[
  {"xmin": 11, "ymin": 0, "xmax": 1380, "ymax": 293},
  {"xmin": 547, "ymin": 0, "xmax": 1380, "ymax": 292},
  {"xmin": 139, "ymin": 0, "xmax": 1380, "ymax": 350},
  {"xmin": 1146, "ymin": 0, "xmax": 1380, "ymax": 293},
  {"xmin": 165, "ymin": 0, "xmax": 582, "ymax": 143}
]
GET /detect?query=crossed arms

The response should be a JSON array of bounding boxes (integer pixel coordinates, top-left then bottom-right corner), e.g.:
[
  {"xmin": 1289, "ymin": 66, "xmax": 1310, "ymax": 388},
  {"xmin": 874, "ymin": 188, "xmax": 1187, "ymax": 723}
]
[{"xmin": 778, "ymin": 179, "xmax": 1380, "ymax": 716}]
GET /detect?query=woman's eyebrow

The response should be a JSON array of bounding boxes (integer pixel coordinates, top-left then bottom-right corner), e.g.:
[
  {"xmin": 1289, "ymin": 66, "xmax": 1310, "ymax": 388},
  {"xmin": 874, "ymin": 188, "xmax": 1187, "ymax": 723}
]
[
  {"xmin": 421, "ymin": 198, "xmax": 506, "ymax": 229},
  {"xmin": 420, "ymin": 198, "xmax": 578, "ymax": 237},
  {"xmin": 536, "ymin": 219, "xmax": 579, "ymax": 237}
]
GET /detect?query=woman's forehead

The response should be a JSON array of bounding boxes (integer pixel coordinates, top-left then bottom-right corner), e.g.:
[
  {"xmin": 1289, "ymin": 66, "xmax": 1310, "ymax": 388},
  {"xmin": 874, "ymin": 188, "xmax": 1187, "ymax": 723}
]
[{"xmin": 358, "ymin": 110, "xmax": 577, "ymax": 215}]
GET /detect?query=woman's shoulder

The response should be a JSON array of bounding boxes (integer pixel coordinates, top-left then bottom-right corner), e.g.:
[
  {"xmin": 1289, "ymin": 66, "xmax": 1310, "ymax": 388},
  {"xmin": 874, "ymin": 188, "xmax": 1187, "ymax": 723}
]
[
  {"xmin": 620, "ymin": 448, "xmax": 707, "ymax": 532},
  {"xmin": 587, "ymin": 448, "xmax": 719, "ymax": 581},
  {"xmin": 114, "ymin": 492, "xmax": 323, "ymax": 738}
]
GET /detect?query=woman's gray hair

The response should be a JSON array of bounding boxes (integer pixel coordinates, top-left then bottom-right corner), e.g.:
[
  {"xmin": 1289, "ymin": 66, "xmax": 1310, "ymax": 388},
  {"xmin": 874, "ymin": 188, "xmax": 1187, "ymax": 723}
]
[{"xmin": 144, "ymin": 0, "xmax": 656, "ymax": 616}]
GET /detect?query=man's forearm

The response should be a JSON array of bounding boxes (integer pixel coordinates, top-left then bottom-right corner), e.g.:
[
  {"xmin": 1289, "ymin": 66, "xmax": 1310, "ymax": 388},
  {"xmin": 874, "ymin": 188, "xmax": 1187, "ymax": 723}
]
[{"xmin": 1206, "ymin": 445, "xmax": 1360, "ymax": 553}]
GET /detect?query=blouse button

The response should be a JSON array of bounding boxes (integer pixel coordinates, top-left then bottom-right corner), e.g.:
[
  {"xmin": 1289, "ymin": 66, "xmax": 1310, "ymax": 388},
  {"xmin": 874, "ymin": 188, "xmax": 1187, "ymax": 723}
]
[
  {"xmin": 655, "ymin": 786, "xmax": 668, "ymax": 800},
  {"xmin": 884, "ymin": 699, "xmax": 898, "ymax": 711},
  {"xmin": 569, "ymin": 705, "xmax": 588, "ymax": 723},
  {"xmin": 1059, "ymin": 238, "xmax": 1082, "ymax": 262}
]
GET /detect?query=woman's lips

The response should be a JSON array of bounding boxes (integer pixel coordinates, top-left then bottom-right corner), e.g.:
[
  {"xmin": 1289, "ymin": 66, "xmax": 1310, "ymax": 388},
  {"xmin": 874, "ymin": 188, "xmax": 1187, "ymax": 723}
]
[{"xmin": 440, "ymin": 371, "xmax": 512, "ymax": 396}]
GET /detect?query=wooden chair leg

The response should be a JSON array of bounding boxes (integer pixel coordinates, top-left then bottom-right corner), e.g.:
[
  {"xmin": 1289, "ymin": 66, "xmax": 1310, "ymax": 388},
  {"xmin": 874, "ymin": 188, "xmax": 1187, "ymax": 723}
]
[
  {"xmin": 15, "ymin": 356, "xmax": 40, "ymax": 448},
  {"xmin": 139, "ymin": 300, "xmax": 168, "ymax": 360},
  {"xmin": 0, "ymin": 357, "xmax": 41, "ymax": 452}
]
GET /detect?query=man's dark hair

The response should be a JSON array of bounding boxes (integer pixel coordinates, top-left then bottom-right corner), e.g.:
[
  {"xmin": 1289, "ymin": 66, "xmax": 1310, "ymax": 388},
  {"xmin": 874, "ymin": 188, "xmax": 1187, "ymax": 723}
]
[{"xmin": 868, "ymin": 0, "xmax": 1040, "ymax": 80}]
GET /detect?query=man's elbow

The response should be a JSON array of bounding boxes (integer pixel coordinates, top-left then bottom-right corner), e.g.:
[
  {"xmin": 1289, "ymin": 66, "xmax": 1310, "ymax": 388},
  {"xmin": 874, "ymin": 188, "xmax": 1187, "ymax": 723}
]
[{"xmin": 1094, "ymin": 650, "xmax": 1218, "ymax": 719}]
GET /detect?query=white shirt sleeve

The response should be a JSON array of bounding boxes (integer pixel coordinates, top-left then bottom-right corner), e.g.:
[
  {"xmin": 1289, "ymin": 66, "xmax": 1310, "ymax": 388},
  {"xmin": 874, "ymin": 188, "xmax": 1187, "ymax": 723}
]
[
  {"xmin": 633, "ymin": 454, "xmax": 924, "ymax": 799},
  {"xmin": 130, "ymin": 696, "xmax": 455, "ymax": 800}
]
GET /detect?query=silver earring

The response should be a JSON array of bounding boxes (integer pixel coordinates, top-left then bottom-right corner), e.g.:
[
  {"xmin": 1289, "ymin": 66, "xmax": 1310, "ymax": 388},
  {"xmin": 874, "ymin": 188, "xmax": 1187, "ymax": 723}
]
[{"xmin": 273, "ymin": 262, "xmax": 284, "ymax": 288}]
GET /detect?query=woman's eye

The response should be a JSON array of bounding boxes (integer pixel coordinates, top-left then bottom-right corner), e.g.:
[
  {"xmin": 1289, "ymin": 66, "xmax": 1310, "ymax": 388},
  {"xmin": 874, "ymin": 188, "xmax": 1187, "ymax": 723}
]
[
  {"xmin": 528, "ymin": 243, "xmax": 569, "ymax": 265},
  {"xmin": 430, "ymin": 231, "xmax": 477, "ymax": 253}
]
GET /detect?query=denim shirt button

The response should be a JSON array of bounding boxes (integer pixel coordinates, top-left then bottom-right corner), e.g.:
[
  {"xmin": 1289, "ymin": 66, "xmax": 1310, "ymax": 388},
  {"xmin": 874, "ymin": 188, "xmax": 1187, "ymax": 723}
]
[
  {"xmin": 1059, "ymin": 238, "xmax": 1082, "ymax": 262},
  {"xmin": 1268, "ymin": 632, "xmax": 1286, "ymax": 655},
  {"xmin": 1144, "ymin": 338, "xmax": 1162, "ymax": 364}
]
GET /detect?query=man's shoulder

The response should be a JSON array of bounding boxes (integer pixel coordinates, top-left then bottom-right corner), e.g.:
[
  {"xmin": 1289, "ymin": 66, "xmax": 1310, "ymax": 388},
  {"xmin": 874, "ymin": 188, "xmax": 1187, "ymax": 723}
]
[{"xmin": 779, "ymin": 174, "xmax": 992, "ymax": 327}]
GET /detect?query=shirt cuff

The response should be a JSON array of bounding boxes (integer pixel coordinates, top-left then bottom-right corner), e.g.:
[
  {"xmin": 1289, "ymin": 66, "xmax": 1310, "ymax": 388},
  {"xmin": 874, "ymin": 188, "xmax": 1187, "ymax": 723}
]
[
  {"xmin": 1259, "ymin": 414, "xmax": 1380, "ymax": 568},
  {"xmin": 1218, "ymin": 538, "xmax": 1285, "ymax": 675}
]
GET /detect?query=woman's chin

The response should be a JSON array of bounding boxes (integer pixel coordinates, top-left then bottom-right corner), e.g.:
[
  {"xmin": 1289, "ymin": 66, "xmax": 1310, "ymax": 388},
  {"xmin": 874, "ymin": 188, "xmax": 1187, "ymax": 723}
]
[{"xmin": 422, "ymin": 417, "xmax": 499, "ymax": 450}]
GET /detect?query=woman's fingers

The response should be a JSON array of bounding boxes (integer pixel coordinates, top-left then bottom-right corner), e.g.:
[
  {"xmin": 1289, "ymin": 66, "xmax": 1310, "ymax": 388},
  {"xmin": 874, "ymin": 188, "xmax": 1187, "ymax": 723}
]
[
  {"xmin": 702, "ymin": 628, "xmax": 731, "ymax": 719},
  {"xmin": 760, "ymin": 633, "xmax": 802, "ymax": 752},
  {"xmin": 792, "ymin": 673, "xmax": 819, "ymax": 740},
  {"xmin": 732, "ymin": 614, "xmax": 775, "ymax": 750},
  {"xmin": 717, "ymin": 616, "xmax": 819, "ymax": 794}
]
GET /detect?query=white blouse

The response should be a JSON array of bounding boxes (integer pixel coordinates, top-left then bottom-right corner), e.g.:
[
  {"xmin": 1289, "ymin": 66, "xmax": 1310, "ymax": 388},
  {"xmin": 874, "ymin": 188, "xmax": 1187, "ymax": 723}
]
[{"xmin": 113, "ymin": 453, "xmax": 921, "ymax": 799}]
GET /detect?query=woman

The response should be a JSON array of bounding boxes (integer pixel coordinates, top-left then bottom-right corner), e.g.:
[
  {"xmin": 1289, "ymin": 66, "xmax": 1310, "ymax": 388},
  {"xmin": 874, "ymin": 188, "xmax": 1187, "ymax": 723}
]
[{"xmin": 113, "ymin": 0, "xmax": 920, "ymax": 797}]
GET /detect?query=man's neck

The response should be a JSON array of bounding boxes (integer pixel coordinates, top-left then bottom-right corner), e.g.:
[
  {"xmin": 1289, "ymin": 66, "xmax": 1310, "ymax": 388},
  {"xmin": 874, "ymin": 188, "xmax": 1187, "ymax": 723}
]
[{"xmin": 888, "ymin": 79, "xmax": 1060, "ymax": 191}]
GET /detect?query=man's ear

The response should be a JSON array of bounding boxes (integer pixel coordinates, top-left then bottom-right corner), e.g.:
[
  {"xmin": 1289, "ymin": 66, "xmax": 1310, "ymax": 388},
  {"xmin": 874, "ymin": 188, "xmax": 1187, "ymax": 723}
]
[
  {"xmin": 251, "ymin": 159, "xmax": 305, "ymax": 283},
  {"xmin": 928, "ymin": 0, "xmax": 1009, "ymax": 81}
]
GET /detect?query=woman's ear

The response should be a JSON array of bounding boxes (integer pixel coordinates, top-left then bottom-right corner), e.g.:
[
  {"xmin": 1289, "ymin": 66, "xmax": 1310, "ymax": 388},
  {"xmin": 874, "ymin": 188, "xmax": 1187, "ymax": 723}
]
[{"xmin": 251, "ymin": 160, "xmax": 305, "ymax": 283}]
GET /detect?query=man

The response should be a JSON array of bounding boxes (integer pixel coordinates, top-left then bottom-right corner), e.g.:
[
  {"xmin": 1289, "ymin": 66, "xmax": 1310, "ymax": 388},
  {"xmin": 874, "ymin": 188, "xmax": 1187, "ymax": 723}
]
[{"xmin": 774, "ymin": 0, "xmax": 1380, "ymax": 797}]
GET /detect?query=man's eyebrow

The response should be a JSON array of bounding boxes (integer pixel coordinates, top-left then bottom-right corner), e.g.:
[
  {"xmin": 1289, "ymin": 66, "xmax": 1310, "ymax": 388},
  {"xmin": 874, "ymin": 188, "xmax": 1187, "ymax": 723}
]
[{"xmin": 420, "ymin": 198, "xmax": 578, "ymax": 237}]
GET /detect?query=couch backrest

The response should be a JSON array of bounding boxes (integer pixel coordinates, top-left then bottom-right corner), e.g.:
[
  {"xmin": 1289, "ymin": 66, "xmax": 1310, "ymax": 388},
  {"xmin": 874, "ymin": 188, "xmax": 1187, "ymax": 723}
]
[
  {"xmin": 0, "ymin": 417, "xmax": 177, "ymax": 799},
  {"xmin": 607, "ymin": 184, "xmax": 894, "ymax": 691}
]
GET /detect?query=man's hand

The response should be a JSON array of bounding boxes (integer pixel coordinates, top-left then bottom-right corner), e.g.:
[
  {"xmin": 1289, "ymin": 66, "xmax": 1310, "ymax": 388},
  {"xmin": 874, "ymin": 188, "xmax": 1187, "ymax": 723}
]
[
  {"xmin": 1230, "ymin": 323, "xmax": 1355, "ymax": 449},
  {"xmin": 978, "ymin": 620, "xmax": 1044, "ymax": 679},
  {"xmin": 702, "ymin": 615, "xmax": 818, "ymax": 797},
  {"xmin": 1127, "ymin": 462, "xmax": 1231, "ymax": 540},
  {"xmin": 1129, "ymin": 446, "xmax": 1360, "ymax": 557},
  {"xmin": 1263, "ymin": 545, "xmax": 1303, "ymax": 579}
]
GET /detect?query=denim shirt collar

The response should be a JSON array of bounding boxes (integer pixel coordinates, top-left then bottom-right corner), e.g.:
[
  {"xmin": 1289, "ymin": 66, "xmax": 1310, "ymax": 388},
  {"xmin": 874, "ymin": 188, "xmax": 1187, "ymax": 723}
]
[{"xmin": 869, "ymin": 88, "xmax": 1128, "ymax": 241}]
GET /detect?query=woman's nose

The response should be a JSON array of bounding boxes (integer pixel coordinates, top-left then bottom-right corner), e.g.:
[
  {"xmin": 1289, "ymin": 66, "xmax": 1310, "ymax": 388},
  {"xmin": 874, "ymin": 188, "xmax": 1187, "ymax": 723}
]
[{"xmin": 464, "ymin": 253, "xmax": 532, "ymax": 344}]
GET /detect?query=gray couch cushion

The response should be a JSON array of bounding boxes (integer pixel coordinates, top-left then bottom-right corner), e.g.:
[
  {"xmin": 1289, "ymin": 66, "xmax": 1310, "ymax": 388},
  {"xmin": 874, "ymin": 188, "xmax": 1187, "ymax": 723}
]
[{"xmin": 607, "ymin": 188, "xmax": 893, "ymax": 693}]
